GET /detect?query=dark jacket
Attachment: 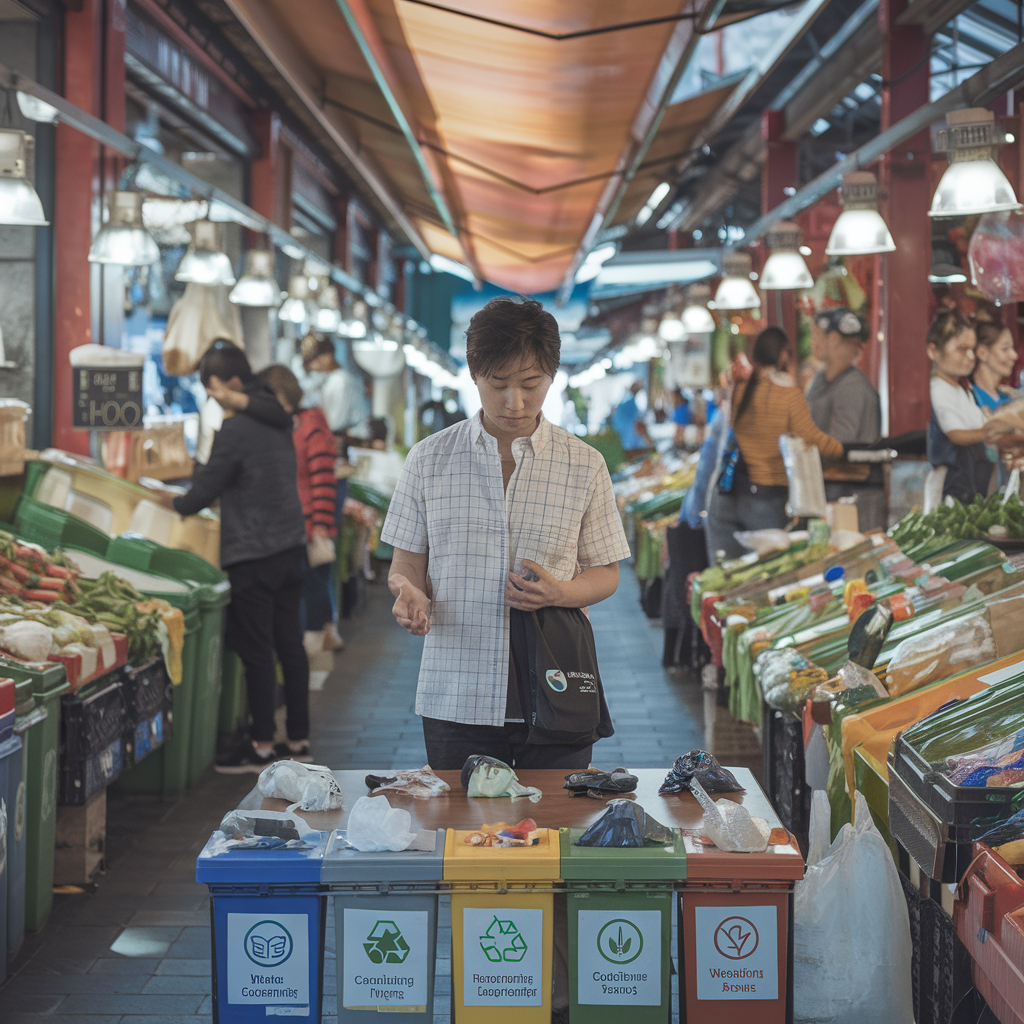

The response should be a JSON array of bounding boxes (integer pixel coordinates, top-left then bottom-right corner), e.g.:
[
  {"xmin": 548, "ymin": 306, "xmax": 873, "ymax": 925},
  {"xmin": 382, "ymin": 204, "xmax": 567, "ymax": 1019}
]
[{"xmin": 173, "ymin": 384, "xmax": 306, "ymax": 566}]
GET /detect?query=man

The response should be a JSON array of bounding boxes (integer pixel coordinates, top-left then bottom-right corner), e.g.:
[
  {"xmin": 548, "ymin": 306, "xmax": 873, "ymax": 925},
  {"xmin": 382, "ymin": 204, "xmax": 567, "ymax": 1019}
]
[
  {"xmin": 173, "ymin": 340, "xmax": 312, "ymax": 770},
  {"xmin": 611, "ymin": 379, "xmax": 650, "ymax": 452},
  {"xmin": 805, "ymin": 308, "xmax": 886, "ymax": 531},
  {"xmin": 381, "ymin": 297, "xmax": 630, "ymax": 772}
]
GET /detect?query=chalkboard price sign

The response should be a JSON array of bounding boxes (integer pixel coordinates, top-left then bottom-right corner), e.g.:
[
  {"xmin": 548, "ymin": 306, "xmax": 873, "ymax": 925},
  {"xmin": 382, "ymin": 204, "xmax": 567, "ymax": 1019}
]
[{"xmin": 72, "ymin": 367, "xmax": 144, "ymax": 430}]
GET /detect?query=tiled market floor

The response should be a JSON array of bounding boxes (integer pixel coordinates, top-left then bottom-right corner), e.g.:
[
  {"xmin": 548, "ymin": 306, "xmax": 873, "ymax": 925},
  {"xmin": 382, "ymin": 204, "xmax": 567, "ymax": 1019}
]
[{"xmin": 0, "ymin": 566, "xmax": 709, "ymax": 1022}]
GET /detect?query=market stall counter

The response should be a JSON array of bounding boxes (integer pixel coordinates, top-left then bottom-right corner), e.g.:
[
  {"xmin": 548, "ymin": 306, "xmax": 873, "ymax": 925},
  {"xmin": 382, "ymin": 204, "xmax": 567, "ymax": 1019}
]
[{"xmin": 234, "ymin": 767, "xmax": 804, "ymax": 1024}]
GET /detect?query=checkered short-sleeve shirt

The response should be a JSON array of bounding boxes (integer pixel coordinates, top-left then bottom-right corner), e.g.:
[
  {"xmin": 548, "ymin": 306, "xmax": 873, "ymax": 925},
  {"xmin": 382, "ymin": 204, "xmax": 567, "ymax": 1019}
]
[{"xmin": 381, "ymin": 412, "xmax": 630, "ymax": 726}]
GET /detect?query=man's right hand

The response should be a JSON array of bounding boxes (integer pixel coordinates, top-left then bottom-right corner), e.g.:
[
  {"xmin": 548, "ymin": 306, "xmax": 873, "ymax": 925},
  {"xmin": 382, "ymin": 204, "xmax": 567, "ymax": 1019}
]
[{"xmin": 388, "ymin": 573, "xmax": 431, "ymax": 635}]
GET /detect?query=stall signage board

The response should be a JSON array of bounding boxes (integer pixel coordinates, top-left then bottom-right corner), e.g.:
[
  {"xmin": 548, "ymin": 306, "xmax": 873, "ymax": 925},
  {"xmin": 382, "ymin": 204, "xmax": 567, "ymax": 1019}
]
[
  {"xmin": 72, "ymin": 367, "xmax": 144, "ymax": 430},
  {"xmin": 693, "ymin": 905, "xmax": 778, "ymax": 1000},
  {"xmin": 576, "ymin": 909, "xmax": 662, "ymax": 1005},
  {"xmin": 462, "ymin": 906, "xmax": 544, "ymax": 1006},
  {"xmin": 226, "ymin": 912, "xmax": 310, "ymax": 1014},
  {"xmin": 342, "ymin": 908, "xmax": 429, "ymax": 1011}
]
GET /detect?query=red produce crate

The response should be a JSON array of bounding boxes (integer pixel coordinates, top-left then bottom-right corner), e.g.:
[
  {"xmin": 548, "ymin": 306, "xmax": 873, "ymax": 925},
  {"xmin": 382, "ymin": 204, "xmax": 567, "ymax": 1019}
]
[
  {"xmin": 953, "ymin": 842, "xmax": 1024, "ymax": 1024},
  {"xmin": 48, "ymin": 632, "xmax": 129, "ymax": 692}
]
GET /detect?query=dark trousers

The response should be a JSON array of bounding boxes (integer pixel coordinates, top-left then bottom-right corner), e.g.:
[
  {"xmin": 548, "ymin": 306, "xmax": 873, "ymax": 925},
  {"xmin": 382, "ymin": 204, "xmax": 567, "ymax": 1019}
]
[
  {"xmin": 225, "ymin": 546, "xmax": 310, "ymax": 744},
  {"xmin": 421, "ymin": 717, "xmax": 592, "ymax": 772},
  {"xmin": 302, "ymin": 562, "xmax": 335, "ymax": 631}
]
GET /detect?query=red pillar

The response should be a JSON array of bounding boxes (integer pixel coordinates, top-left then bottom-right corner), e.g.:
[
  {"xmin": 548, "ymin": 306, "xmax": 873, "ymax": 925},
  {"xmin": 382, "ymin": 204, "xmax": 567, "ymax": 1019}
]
[
  {"xmin": 53, "ymin": 0, "xmax": 126, "ymax": 455},
  {"xmin": 761, "ymin": 110, "xmax": 799, "ymax": 345},
  {"xmin": 878, "ymin": 0, "xmax": 931, "ymax": 437}
]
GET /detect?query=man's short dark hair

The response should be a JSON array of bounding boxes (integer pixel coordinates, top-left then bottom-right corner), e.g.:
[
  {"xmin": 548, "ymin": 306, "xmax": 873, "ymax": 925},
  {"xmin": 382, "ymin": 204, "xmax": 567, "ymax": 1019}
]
[
  {"xmin": 465, "ymin": 297, "xmax": 560, "ymax": 379},
  {"xmin": 198, "ymin": 339, "xmax": 252, "ymax": 386}
]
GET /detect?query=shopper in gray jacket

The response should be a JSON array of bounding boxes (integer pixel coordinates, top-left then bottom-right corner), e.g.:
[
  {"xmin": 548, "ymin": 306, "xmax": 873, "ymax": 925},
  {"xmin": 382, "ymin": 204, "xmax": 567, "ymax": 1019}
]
[{"xmin": 173, "ymin": 340, "xmax": 312, "ymax": 770}]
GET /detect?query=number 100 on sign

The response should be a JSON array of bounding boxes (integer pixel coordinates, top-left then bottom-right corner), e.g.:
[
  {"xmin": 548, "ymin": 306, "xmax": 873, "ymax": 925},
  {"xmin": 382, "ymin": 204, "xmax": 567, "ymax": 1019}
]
[{"xmin": 73, "ymin": 368, "xmax": 144, "ymax": 430}]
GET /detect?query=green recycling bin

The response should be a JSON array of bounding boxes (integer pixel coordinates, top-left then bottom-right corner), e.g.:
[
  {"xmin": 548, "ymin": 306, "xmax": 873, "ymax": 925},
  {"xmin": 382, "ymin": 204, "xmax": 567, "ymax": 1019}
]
[
  {"xmin": 107, "ymin": 537, "xmax": 230, "ymax": 786},
  {"xmin": 1, "ymin": 659, "xmax": 68, "ymax": 932},
  {"xmin": 559, "ymin": 828, "xmax": 686, "ymax": 1023},
  {"xmin": 218, "ymin": 650, "xmax": 247, "ymax": 741}
]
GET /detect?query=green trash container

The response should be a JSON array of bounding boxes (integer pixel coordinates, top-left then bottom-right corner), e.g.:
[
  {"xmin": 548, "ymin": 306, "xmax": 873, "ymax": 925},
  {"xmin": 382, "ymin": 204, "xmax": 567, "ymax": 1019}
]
[
  {"xmin": 107, "ymin": 537, "xmax": 231, "ymax": 786},
  {"xmin": 1, "ymin": 659, "xmax": 68, "ymax": 932},
  {"xmin": 218, "ymin": 649, "xmax": 247, "ymax": 740},
  {"xmin": 559, "ymin": 827, "xmax": 687, "ymax": 1023}
]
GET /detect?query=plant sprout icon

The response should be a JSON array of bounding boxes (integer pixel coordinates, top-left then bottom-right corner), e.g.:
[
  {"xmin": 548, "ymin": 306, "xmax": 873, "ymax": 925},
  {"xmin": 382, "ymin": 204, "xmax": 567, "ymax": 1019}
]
[
  {"xmin": 597, "ymin": 919, "xmax": 643, "ymax": 965},
  {"xmin": 609, "ymin": 925, "xmax": 630, "ymax": 958},
  {"xmin": 713, "ymin": 916, "xmax": 760, "ymax": 960}
]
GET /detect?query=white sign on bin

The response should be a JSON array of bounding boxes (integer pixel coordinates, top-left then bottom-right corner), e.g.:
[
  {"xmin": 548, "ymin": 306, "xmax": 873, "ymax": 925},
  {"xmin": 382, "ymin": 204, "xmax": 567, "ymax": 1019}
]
[
  {"xmin": 462, "ymin": 906, "xmax": 544, "ymax": 1006},
  {"xmin": 342, "ymin": 908, "xmax": 430, "ymax": 1011},
  {"xmin": 577, "ymin": 909, "xmax": 662, "ymax": 1005},
  {"xmin": 694, "ymin": 905, "xmax": 778, "ymax": 1000},
  {"xmin": 226, "ymin": 912, "xmax": 309, "ymax": 1015}
]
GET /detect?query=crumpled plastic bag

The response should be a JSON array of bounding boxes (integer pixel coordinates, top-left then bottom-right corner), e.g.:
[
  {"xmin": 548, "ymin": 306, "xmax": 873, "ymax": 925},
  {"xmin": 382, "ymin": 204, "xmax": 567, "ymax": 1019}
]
[
  {"xmin": 365, "ymin": 767, "xmax": 450, "ymax": 799},
  {"xmin": 689, "ymin": 779, "xmax": 770, "ymax": 852},
  {"xmin": 461, "ymin": 755, "xmax": 542, "ymax": 803},
  {"xmin": 734, "ymin": 529, "xmax": 792, "ymax": 557},
  {"xmin": 885, "ymin": 611, "xmax": 995, "ymax": 697},
  {"xmin": 257, "ymin": 760, "xmax": 344, "ymax": 813},
  {"xmin": 207, "ymin": 810, "xmax": 313, "ymax": 853},
  {"xmin": 574, "ymin": 799, "xmax": 674, "ymax": 848},
  {"xmin": 345, "ymin": 795, "xmax": 416, "ymax": 852},
  {"xmin": 563, "ymin": 767, "xmax": 638, "ymax": 798},
  {"xmin": 659, "ymin": 750, "xmax": 745, "ymax": 795},
  {"xmin": 968, "ymin": 209, "xmax": 1024, "ymax": 305},
  {"xmin": 793, "ymin": 791, "xmax": 914, "ymax": 1024},
  {"xmin": 0, "ymin": 620, "xmax": 54, "ymax": 663}
]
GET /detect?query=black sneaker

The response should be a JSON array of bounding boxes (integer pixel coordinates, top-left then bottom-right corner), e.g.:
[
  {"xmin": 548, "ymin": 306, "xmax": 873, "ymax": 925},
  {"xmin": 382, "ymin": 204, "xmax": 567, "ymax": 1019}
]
[
  {"xmin": 214, "ymin": 741, "xmax": 278, "ymax": 773},
  {"xmin": 273, "ymin": 741, "xmax": 314, "ymax": 764}
]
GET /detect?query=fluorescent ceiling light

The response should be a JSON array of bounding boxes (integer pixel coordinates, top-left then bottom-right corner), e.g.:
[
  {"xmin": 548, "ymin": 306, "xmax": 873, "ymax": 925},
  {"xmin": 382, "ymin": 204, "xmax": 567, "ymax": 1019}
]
[
  {"xmin": 648, "ymin": 182, "xmax": 671, "ymax": 208},
  {"xmin": 635, "ymin": 205, "xmax": 653, "ymax": 227},
  {"xmin": 229, "ymin": 250, "xmax": 280, "ymax": 306},
  {"xmin": 16, "ymin": 92, "xmax": 58, "ymax": 124},
  {"xmin": 429, "ymin": 253, "xmax": 475, "ymax": 282},
  {"xmin": 594, "ymin": 258, "xmax": 718, "ymax": 287},
  {"xmin": 575, "ymin": 243, "xmax": 617, "ymax": 284},
  {"xmin": 88, "ymin": 191, "xmax": 160, "ymax": 265}
]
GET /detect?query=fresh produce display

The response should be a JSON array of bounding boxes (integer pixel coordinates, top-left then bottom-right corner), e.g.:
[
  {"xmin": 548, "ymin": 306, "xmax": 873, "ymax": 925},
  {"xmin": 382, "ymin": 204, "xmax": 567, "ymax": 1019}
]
[
  {"xmin": 70, "ymin": 572, "xmax": 166, "ymax": 667},
  {"xmin": 890, "ymin": 494, "xmax": 1024, "ymax": 556},
  {"xmin": 0, "ymin": 533, "xmax": 81, "ymax": 603}
]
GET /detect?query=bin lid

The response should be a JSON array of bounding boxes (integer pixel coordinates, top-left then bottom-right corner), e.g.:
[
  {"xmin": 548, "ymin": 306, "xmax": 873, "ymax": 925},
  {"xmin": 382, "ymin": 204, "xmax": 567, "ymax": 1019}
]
[
  {"xmin": 558, "ymin": 828, "xmax": 687, "ymax": 882},
  {"xmin": 443, "ymin": 828, "xmax": 561, "ymax": 882},
  {"xmin": 321, "ymin": 829, "xmax": 446, "ymax": 883},
  {"xmin": 0, "ymin": 656, "xmax": 70, "ymax": 698},
  {"xmin": 196, "ymin": 827, "xmax": 330, "ymax": 886},
  {"xmin": 0, "ymin": 732, "xmax": 23, "ymax": 759}
]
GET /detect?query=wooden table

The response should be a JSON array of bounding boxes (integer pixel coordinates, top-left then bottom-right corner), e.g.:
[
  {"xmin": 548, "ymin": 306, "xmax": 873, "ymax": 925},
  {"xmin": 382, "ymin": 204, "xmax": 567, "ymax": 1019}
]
[{"xmin": 246, "ymin": 767, "xmax": 805, "ymax": 883}]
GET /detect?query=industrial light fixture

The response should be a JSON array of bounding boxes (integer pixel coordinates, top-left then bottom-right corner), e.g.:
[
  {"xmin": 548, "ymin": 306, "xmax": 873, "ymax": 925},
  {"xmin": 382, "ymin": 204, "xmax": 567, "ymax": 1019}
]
[
  {"xmin": 315, "ymin": 284, "xmax": 342, "ymax": 333},
  {"xmin": 930, "ymin": 108, "xmax": 1021, "ymax": 218},
  {"xmin": 712, "ymin": 251, "xmax": 760, "ymax": 310},
  {"xmin": 88, "ymin": 192, "xmax": 160, "ymax": 265},
  {"xmin": 681, "ymin": 284, "xmax": 716, "ymax": 333},
  {"xmin": 175, "ymin": 221, "xmax": 235, "ymax": 285},
  {"xmin": 826, "ymin": 172, "xmax": 895, "ymax": 256},
  {"xmin": 657, "ymin": 311, "xmax": 686, "ymax": 342},
  {"xmin": 761, "ymin": 221, "xmax": 814, "ymax": 290},
  {"xmin": 229, "ymin": 250, "xmax": 280, "ymax": 306},
  {"xmin": 928, "ymin": 244, "xmax": 967, "ymax": 284},
  {"xmin": 0, "ymin": 129, "xmax": 47, "ymax": 226},
  {"xmin": 278, "ymin": 275, "xmax": 311, "ymax": 324},
  {"xmin": 16, "ymin": 91, "xmax": 59, "ymax": 124}
]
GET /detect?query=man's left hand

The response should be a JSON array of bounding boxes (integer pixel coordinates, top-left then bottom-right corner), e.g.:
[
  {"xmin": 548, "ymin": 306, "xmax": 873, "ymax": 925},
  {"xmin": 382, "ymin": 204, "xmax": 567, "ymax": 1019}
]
[{"xmin": 506, "ymin": 559, "xmax": 565, "ymax": 611}]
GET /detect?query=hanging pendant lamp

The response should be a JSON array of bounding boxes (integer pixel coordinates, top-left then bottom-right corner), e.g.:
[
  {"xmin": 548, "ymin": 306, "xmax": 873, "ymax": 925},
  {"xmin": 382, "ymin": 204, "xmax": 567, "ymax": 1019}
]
[
  {"xmin": 761, "ymin": 222, "xmax": 814, "ymax": 290},
  {"xmin": 175, "ymin": 220, "xmax": 236, "ymax": 285},
  {"xmin": 713, "ymin": 252, "xmax": 760, "ymax": 310},
  {"xmin": 681, "ymin": 284, "xmax": 716, "ymax": 333},
  {"xmin": 229, "ymin": 250, "xmax": 280, "ymax": 306},
  {"xmin": 0, "ymin": 129, "xmax": 47, "ymax": 226},
  {"xmin": 89, "ymin": 192, "xmax": 160, "ymax": 265},
  {"xmin": 826, "ymin": 172, "xmax": 895, "ymax": 255}
]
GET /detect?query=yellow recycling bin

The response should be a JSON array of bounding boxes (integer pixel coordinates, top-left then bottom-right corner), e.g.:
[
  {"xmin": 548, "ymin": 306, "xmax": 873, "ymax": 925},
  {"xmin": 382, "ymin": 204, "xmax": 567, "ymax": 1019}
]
[{"xmin": 444, "ymin": 828, "xmax": 561, "ymax": 1024}]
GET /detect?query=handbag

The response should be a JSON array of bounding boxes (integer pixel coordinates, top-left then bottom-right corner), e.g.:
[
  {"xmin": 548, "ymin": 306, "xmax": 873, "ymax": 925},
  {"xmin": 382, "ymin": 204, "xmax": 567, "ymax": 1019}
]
[
  {"xmin": 306, "ymin": 532, "xmax": 336, "ymax": 568},
  {"xmin": 510, "ymin": 606, "xmax": 614, "ymax": 747}
]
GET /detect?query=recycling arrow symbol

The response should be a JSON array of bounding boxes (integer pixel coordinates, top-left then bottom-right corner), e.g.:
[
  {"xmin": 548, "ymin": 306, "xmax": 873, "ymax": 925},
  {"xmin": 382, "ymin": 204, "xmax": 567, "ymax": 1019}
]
[
  {"xmin": 480, "ymin": 915, "xmax": 529, "ymax": 963},
  {"xmin": 363, "ymin": 921, "xmax": 411, "ymax": 964}
]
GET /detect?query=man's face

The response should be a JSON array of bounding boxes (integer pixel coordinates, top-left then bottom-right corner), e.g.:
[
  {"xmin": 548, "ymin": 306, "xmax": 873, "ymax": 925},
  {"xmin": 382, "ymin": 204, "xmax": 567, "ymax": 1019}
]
[
  {"xmin": 205, "ymin": 374, "xmax": 245, "ymax": 409},
  {"xmin": 824, "ymin": 331, "xmax": 863, "ymax": 366},
  {"xmin": 475, "ymin": 357, "xmax": 553, "ymax": 436}
]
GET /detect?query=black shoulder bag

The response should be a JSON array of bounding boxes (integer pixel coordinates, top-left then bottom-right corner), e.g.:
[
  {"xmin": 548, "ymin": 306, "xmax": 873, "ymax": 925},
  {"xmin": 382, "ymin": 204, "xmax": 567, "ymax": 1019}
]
[{"xmin": 509, "ymin": 606, "xmax": 614, "ymax": 747}]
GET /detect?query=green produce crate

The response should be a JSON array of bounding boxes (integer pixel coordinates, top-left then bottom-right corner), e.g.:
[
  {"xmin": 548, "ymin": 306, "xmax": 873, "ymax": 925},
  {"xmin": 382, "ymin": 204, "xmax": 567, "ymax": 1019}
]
[
  {"xmin": 106, "ymin": 538, "xmax": 231, "ymax": 786},
  {"xmin": 0, "ymin": 658, "xmax": 68, "ymax": 932},
  {"xmin": 11, "ymin": 494, "xmax": 109, "ymax": 557},
  {"xmin": 853, "ymin": 746, "xmax": 898, "ymax": 862}
]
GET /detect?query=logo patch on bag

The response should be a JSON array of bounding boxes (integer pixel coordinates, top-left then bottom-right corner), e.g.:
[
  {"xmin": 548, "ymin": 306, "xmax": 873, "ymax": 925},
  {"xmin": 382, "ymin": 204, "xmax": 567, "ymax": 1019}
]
[{"xmin": 545, "ymin": 669, "xmax": 568, "ymax": 692}]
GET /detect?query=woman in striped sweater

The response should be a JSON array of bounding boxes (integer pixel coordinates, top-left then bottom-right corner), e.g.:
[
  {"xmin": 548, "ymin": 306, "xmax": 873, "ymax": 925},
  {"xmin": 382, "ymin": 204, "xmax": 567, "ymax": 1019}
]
[
  {"xmin": 260, "ymin": 365, "xmax": 343, "ymax": 654},
  {"xmin": 705, "ymin": 327, "xmax": 845, "ymax": 562}
]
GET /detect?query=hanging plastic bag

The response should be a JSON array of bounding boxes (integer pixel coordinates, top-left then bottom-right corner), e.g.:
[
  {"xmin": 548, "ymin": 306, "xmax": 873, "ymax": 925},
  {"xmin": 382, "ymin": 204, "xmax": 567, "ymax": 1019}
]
[
  {"xmin": 793, "ymin": 792, "xmax": 914, "ymax": 1024},
  {"xmin": 968, "ymin": 210, "xmax": 1024, "ymax": 305},
  {"xmin": 257, "ymin": 760, "xmax": 344, "ymax": 813},
  {"xmin": 162, "ymin": 282, "xmax": 242, "ymax": 377},
  {"xmin": 779, "ymin": 434, "xmax": 828, "ymax": 520},
  {"xmin": 733, "ymin": 529, "xmax": 792, "ymax": 557},
  {"xmin": 345, "ymin": 795, "xmax": 416, "ymax": 852}
]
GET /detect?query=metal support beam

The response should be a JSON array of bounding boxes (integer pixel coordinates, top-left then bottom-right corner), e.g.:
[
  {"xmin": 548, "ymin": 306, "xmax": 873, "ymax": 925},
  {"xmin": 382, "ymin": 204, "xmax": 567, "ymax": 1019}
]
[
  {"xmin": 221, "ymin": 0, "xmax": 432, "ymax": 263},
  {"xmin": 740, "ymin": 37, "xmax": 1024, "ymax": 244},
  {"xmin": 330, "ymin": 0, "xmax": 481, "ymax": 285}
]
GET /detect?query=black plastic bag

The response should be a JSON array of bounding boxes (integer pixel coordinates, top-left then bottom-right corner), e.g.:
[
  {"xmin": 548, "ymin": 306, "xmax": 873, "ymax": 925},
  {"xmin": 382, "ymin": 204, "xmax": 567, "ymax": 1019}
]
[
  {"xmin": 564, "ymin": 767, "xmax": 638, "ymax": 798},
  {"xmin": 574, "ymin": 799, "xmax": 674, "ymax": 848},
  {"xmin": 659, "ymin": 750, "xmax": 745, "ymax": 794}
]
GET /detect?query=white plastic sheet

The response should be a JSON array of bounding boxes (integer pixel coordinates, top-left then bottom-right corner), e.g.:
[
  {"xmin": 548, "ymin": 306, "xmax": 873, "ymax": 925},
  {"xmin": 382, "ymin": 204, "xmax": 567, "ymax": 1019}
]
[
  {"xmin": 345, "ymin": 795, "xmax": 416, "ymax": 852},
  {"xmin": 793, "ymin": 792, "xmax": 914, "ymax": 1024}
]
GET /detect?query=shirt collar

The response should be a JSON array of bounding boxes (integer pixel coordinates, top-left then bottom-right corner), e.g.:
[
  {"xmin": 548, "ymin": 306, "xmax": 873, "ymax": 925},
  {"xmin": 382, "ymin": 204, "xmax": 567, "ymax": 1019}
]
[{"xmin": 471, "ymin": 411, "xmax": 552, "ymax": 454}]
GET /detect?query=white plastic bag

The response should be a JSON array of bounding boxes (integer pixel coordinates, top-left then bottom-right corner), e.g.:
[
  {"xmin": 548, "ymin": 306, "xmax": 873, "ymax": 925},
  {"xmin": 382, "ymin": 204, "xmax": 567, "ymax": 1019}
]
[
  {"xmin": 689, "ymin": 778, "xmax": 770, "ymax": 852},
  {"xmin": 0, "ymin": 620, "xmax": 54, "ymax": 662},
  {"xmin": 346, "ymin": 795, "xmax": 416, "ymax": 852},
  {"xmin": 734, "ymin": 529, "xmax": 792, "ymax": 556},
  {"xmin": 163, "ymin": 283, "xmax": 242, "ymax": 377},
  {"xmin": 793, "ymin": 792, "xmax": 914, "ymax": 1024},
  {"xmin": 779, "ymin": 434, "xmax": 828, "ymax": 519},
  {"xmin": 257, "ymin": 760, "xmax": 344, "ymax": 813}
]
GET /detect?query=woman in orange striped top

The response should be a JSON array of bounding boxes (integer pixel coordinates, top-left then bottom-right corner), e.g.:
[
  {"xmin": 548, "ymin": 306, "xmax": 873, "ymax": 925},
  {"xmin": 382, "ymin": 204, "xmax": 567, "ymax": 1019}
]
[{"xmin": 706, "ymin": 326, "xmax": 845, "ymax": 561}]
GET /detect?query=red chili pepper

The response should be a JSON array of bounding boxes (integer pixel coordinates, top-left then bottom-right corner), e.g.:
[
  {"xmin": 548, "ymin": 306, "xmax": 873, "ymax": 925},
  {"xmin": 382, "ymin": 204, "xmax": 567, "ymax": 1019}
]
[{"xmin": 21, "ymin": 589, "xmax": 59, "ymax": 603}]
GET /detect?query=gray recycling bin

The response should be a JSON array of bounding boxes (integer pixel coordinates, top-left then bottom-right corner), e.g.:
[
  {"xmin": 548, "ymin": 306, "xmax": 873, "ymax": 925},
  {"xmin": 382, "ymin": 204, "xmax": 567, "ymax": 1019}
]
[{"xmin": 322, "ymin": 829, "xmax": 446, "ymax": 1021}]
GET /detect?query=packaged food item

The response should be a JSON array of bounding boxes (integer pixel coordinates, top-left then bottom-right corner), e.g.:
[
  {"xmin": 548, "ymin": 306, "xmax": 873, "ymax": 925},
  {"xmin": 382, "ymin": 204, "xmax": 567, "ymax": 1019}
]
[
  {"xmin": 755, "ymin": 648, "xmax": 829, "ymax": 712},
  {"xmin": 945, "ymin": 728, "xmax": 1024, "ymax": 786},
  {"xmin": 574, "ymin": 799, "xmax": 674, "ymax": 848},
  {"xmin": 365, "ymin": 767, "xmax": 450, "ymax": 799},
  {"xmin": 659, "ymin": 749, "xmax": 745, "ymax": 794},
  {"xmin": 885, "ymin": 611, "xmax": 996, "ymax": 697}
]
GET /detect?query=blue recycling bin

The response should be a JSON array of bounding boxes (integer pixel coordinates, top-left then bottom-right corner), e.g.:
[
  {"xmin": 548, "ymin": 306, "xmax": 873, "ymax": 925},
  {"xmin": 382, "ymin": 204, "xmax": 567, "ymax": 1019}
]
[
  {"xmin": 196, "ymin": 823, "xmax": 329, "ymax": 1023},
  {"xmin": 0, "ymin": 733, "xmax": 21, "ymax": 981},
  {"xmin": 5, "ymin": 731, "xmax": 26, "ymax": 962}
]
